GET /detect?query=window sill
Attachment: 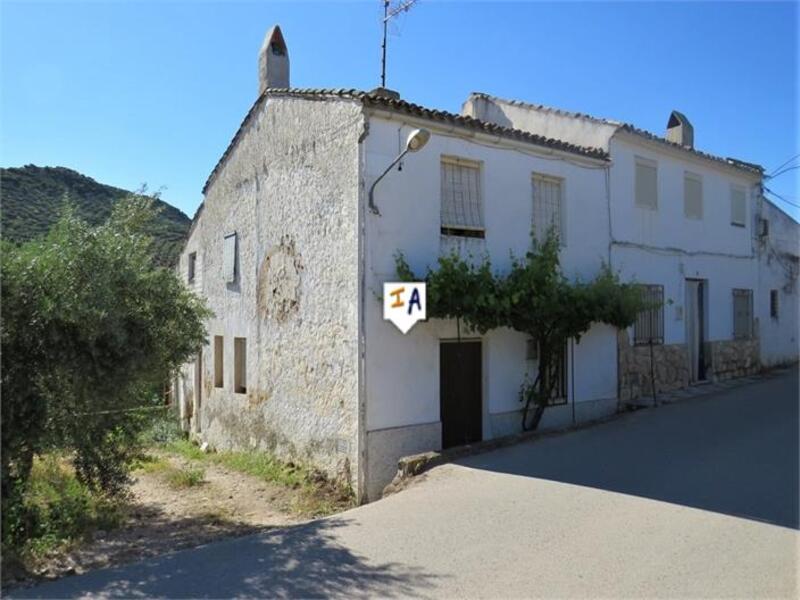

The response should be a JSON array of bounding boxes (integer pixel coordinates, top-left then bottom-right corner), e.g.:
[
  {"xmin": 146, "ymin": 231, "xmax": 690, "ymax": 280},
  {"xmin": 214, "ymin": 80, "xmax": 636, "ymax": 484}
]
[
  {"xmin": 730, "ymin": 222, "xmax": 746, "ymax": 228},
  {"xmin": 441, "ymin": 227, "xmax": 485, "ymax": 239}
]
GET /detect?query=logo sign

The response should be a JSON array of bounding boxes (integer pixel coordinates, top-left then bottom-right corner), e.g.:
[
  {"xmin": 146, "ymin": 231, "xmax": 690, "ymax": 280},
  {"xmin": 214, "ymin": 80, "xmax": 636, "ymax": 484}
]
[{"xmin": 384, "ymin": 282, "xmax": 426, "ymax": 334}]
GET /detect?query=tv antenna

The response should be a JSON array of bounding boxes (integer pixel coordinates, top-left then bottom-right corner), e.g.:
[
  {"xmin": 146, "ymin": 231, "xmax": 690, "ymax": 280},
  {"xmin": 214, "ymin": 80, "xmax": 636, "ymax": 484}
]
[{"xmin": 380, "ymin": 0, "xmax": 419, "ymax": 88}]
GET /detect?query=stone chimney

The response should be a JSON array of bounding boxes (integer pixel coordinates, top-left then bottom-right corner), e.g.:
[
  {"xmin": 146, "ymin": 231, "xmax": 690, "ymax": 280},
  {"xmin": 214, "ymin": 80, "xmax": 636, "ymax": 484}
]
[
  {"xmin": 665, "ymin": 110, "xmax": 694, "ymax": 148},
  {"xmin": 258, "ymin": 25, "xmax": 289, "ymax": 94}
]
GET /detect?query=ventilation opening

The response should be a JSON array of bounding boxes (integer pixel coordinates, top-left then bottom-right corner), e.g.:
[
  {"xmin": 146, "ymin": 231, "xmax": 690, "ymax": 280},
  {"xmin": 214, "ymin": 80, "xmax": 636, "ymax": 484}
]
[
  {"xmin": 214, "ymin": 336, "xmax": 224, "ymax": 388},
  {"xmin": 234, "ymin": 337, "xmax": 247, "ymax": 394}
]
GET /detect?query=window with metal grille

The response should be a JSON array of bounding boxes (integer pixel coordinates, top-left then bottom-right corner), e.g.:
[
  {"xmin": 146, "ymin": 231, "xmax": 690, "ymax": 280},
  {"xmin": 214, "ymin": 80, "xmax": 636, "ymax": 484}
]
[
  {"xmin": 188, "ymin": 252, "xmax": 197, "ymax": 283},
  {"xmin": 223, "ymin": 233, "xmax": 237, "ymax": 282},
  {"xmin": 770, "ymin": 289, "xmax": 779, "ymax": 319},
  {"xmin": 532, "ymin": 174, "xmax": 565, "ymax": 246},
  {"xmin": 684, "ymin": 172, "xmax": 703, "ymax": 219},
  {"xmin": 732, "ymin": 288, "xmax": 753, "ymax": 339},
  {"xmin": 633, "ymin": 284, "xmax": 664, "ymax": 345},
  {"xmin": 441, "ymin": 157, "xmax": 484, "ymax": 238},
  {"xmin": 525, "ymin": 339, "xmax": 567, "ymax": 405},
  {"xmin": 731, "ymin": 186, "xmax": 747, "ymax": 227},
  {"xmin": 635, "ymin": 158, "xmax": 658, "ymax": 209}
]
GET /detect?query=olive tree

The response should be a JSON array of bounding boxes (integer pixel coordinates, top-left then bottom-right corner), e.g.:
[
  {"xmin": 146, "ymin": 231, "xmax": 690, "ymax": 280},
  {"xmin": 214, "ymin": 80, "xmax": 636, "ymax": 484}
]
[{"xmin": 2, "ymin": 196, "xmax": 210, "ymax": 545}]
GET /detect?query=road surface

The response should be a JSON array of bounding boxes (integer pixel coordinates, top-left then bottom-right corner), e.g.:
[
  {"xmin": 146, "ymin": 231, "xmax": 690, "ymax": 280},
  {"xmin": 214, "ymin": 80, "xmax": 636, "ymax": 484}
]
[{"xmin": 15, "ymin": 368, "xmax": 799, "ymax": 598}]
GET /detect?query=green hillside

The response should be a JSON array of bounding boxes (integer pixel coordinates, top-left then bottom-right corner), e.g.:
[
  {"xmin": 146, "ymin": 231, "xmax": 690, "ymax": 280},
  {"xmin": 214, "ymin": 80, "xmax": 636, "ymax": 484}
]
[{"xmin": 1, "ymin": 165, "xmax": 191, "ymax": 265}]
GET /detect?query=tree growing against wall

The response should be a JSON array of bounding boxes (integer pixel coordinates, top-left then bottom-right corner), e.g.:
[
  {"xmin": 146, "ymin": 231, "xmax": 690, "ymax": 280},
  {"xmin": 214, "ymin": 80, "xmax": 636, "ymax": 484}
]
[
  {"xmin": 395, "ymin": 229, "xmax": 645, "ymax": 432},
  {"xmin": 1, "ymin": 197, "xmax": 210, "ymax": 550}
]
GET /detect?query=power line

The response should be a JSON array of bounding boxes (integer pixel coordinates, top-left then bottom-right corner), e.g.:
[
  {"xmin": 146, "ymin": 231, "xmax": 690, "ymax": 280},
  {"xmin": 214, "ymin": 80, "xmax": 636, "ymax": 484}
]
[
  {"xmin": 766, "ymin": 165, "xmax": 800, "ymax": 180},
  {"xmin": 768, "ymin": 153, "xmax": 800, "ymax": 176},
  {"xmin": 765, "ymin": 186, "xmax": 800, "ymax": 209}
]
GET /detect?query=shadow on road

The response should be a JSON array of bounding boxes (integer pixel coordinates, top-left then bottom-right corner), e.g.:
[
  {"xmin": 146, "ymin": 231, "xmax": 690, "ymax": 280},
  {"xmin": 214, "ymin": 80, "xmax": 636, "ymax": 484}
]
[
  {"xmin": 13, "ymin": 518, "xmax": 440, "ymax": 599},
  {"xmin": 461, "ymin": 369, "xmax": 799, "ymax": 530}
]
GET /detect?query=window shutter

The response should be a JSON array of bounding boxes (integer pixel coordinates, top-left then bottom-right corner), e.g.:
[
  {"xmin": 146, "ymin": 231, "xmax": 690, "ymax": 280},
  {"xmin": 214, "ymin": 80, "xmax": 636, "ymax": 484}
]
[
  {"xmin": 731, "ymin": 187, "xmax": 747, "ymax": 226},
  {"xmin": 732, "ymin": 289, "xmax": 753, "ymax": 339},
  {"xmin": 635, "ymin": 160, "xmax": 658, "ymax": 209},
  {"xmin": 684, "ymin": 174, "xmax": 703, "ymax": 219},
  {"xmin": 223, "ymin": 233, "xmax": 237, "ymax": 282},
  {"xmin": 441, "ymin": 159, "xmax": 483, "ymax": 231}
]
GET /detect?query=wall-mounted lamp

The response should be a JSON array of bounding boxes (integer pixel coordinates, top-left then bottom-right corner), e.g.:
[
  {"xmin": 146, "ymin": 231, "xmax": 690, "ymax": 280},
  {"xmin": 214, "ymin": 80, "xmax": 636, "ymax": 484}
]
[{"xmin": 368, "ymin": 128, "xmax": 430, "ymax": 215}]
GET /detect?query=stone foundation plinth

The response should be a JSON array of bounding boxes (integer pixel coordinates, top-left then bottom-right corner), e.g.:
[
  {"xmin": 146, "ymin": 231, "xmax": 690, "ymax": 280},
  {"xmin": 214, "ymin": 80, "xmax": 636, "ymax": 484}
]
[
  {"xmin": 707, "ymin": 339, "xmax": 760, "ymax": 381},
  {"xmin": 618, "ymin": 331, "xmax": 690, "ymax": 401}
]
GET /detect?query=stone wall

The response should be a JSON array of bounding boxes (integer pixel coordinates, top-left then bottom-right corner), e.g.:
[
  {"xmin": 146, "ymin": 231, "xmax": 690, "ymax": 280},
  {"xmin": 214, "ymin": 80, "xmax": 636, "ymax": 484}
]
[
  {"xmin": 617, "ymin": 331, "xmax": 690, "ymax": 401},
  {"xmin": 707, "ymin": 338, "xmax": 760, "ymax": 381},
  {"xmin": 178, "ymin": 96, "xmax": 365, "ymax": 493}
]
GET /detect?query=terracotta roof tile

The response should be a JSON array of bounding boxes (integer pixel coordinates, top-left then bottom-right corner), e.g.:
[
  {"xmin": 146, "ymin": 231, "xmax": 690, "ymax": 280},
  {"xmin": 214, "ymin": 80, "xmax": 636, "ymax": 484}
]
[{"xmin": 202, "ymin": 88, "xmax": 609, "ymax": 195}]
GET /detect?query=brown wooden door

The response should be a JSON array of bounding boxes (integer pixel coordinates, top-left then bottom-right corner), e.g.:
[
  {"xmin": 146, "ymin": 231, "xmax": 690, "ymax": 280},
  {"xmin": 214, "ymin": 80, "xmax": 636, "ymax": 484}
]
[{"xmin": 440, "ymin": 340, "xmax": 482, "ymax": 449}]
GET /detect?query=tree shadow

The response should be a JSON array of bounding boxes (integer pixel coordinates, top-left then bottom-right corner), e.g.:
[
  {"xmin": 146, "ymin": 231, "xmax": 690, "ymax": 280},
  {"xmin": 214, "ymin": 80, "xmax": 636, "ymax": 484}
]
[
  {"xmin": 12, "ymin": 517, "xmax": 440, "ymax": 598},
  {"xmin": 460, "ymin": 368, "xmax": 799, "ymax": 530}
]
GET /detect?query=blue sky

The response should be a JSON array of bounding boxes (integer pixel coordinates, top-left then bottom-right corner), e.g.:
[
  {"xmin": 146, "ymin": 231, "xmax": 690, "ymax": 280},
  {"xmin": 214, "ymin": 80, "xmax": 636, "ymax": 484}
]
[{"xmin": 2, "ymin": 1, "xmax": 798, "ymax": 220}]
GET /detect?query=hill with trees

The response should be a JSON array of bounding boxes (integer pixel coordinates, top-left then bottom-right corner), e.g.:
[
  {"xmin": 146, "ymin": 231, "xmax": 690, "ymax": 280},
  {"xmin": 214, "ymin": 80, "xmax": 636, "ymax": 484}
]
[{"xmin": 1, "ymin": 165, "xmax": 191, "ymax": 265}]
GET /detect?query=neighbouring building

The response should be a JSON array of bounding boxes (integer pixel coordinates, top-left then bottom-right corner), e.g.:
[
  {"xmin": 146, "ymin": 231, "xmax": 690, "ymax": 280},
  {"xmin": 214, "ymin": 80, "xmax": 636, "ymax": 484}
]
[{"xmin": 175, "ymin": 25, "xmax": 799, "ymax": 502}]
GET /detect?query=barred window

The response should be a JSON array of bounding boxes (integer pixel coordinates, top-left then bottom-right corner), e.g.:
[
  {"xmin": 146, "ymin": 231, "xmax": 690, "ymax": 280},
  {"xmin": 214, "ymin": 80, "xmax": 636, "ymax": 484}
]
[
  {"xmin": 635, "ymin": 158, "xmax": 658, "ymax": 209},
  {"xmin": 441, "ymin": 157, "xmax": 484, "ymax": 238},
  {"xmin": 532, "ymin": 174, "xmax": 565, "ymax": 246},
  {"xmin": 525, "ymin": 339, "xmax": 567, "ymax": 405},
  {"xmin": 684, "ymin": 172, "xmax": 703, "ymax": 220},
  {"xmin": 633, "ymin": 284, "xmax": 664, "ymax": 345},
  {"xmin": 731, "ymin": 186, "xmax": 747, "ymax": 227},
  {"xmin": 733, "ymin": 289, "xmax": 753, "ymax": 339}
]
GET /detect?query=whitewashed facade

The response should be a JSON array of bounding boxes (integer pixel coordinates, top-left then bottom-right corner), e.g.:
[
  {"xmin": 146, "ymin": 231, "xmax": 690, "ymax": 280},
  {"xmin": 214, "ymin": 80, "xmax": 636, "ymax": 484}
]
[{"xmin": 175, "ymin": 27, "xmax": 798, "ymax": 502}]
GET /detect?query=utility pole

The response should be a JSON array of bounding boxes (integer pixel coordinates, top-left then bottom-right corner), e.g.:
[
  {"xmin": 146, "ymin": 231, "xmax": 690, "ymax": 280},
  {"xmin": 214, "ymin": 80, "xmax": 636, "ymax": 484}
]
[{"xmin": 380, "ymin": 0, "xmax": 419, "ymax": 89}]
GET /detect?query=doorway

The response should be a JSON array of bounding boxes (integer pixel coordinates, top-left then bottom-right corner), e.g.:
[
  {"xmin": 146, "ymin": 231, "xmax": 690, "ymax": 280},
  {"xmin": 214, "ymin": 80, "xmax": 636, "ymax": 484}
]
[
  {"xmin": 439, "ymin": 340, "xmax": 483, "ymax": 449},
  {"xmin": 685, "ymin": 279, "xmax": 707, "ymax": 382}
]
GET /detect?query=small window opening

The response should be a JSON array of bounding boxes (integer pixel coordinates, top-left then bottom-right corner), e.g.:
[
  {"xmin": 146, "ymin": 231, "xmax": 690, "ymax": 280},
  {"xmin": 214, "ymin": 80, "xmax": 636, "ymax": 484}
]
[
  {"xmin": 234, "ymin": 337, "xmax": 247, "ymax": 394},
  {"xmin": 214, "ymin": 336, "xmax": 224, "ymax": 388},
  {"xmin": 770, "ymin": 289, "xmax": 779, "ymax": 319},
  {"xmin": 188, "ymin": 252, "xmax": 197, "ymax": 283}
]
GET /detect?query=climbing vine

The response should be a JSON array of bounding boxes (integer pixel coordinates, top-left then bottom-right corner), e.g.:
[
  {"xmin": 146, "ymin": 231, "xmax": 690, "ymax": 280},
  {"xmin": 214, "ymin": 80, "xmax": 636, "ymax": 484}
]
[{"xmin": 395, "ymin": 229, "xmax": 647, "ymax": 431}]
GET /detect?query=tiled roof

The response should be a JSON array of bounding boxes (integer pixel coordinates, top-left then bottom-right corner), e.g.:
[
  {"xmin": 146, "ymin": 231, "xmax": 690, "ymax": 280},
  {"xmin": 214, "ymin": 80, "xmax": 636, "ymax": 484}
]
[
  {"xmin": 469, "ymin": 92, "xmax": 765, "ymax": 176},
  {"xmin": 201, "ymin": 88, "xmax": 609, "ymax": 194}
]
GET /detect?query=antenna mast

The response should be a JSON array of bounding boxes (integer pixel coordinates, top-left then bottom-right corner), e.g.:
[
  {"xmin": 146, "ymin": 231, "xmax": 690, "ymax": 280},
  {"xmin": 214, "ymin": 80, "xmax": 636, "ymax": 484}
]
[{"xmin": 380, "ymin": 0, "xmax": 419, "ymax": 88}]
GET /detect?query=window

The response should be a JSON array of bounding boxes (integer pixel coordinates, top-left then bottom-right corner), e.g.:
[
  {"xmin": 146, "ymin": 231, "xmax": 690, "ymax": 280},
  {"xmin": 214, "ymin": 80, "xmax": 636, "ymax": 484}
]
[
  {"xmin": 633, "ymin": 284, "xmax": 664, "ymax": 345},
  {"xmin": 732, "ymin": 289, "xmax": 753, "ymax": 339},
  {"xmin": 188, "ymin": 252, "xmax": 197, "ymax": 283},
  {"xmin": 684, "ymin": 172, "xmax": 703, "ymax": 219},
  {"xmin": 532, "ymin": 174, "xmax": 565, "ymax": 246},
  {"xmin": 234, "ymin": 337, "xmax": 247, "ymax": 394},
  {"xmin": 440, "ymin": 157, "xmax": 484, "ymax": 238},
  {"xmin": 223, "ymin": 233, "xmax": 237, "ymax": 282},
  {"xmin": 525, "ymin": 339, "xmax": 566, "ymax": 405},
  {"xmin": 635, "ymin": 157, "xmax": 658, "ymax": 209},
  {"xmin": 770, "ymin": 289, "xmax": 779, "ymax": 319},
  {"xmin": 731, "ymin": 186, "xmax": 747, "ymax": 227},
  {"xmin": 214, "ymin": 336, "xmax": 224, "ymax": 388}
]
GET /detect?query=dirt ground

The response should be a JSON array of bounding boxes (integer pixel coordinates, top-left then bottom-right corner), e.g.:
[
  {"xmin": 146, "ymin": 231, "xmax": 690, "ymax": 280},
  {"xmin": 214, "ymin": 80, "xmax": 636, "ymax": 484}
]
[{"xmin": 11, "ymin": 452, "xmax": 311, "ymax": 588}]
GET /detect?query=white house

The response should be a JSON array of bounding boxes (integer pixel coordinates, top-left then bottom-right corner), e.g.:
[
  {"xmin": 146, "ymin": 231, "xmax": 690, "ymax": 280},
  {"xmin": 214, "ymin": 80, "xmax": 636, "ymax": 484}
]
[{"xmin": 176, "ymin": 26, "xmax": 798, "ymax": 502}]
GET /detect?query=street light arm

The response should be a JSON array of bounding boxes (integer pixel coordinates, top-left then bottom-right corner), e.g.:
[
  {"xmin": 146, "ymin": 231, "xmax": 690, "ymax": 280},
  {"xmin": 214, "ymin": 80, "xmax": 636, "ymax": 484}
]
[{"xmin": 368, "ymin": 148, "xmax": 410, "ymax": 215}]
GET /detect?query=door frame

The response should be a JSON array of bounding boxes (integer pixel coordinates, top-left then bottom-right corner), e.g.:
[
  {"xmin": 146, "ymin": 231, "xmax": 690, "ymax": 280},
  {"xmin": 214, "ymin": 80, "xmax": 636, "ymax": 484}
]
[
  {"xmin": 685, "ymin": 279, "xmax": 708, "ymax": 382},
  {"xmin": 439, "ymin": 338, "xmax": 485, "ymax": 449}
]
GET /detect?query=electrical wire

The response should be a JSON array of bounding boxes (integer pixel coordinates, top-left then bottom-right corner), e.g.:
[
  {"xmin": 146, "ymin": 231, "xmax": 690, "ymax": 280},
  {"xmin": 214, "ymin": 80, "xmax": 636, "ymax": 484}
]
[
  {"xmin": 765, "ymin": 165, "xmax": 800, "ymax": 181},
  {"xmin": 765, "ymin": 186, "xmax": 800, "ymax": 209},
  {"xmin": 768, "ymin": 154, "xmax": 800, "ymax": 176}
]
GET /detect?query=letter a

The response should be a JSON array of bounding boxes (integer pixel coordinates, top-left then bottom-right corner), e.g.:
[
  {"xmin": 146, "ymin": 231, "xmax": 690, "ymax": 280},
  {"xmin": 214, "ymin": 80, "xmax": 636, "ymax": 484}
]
[{"xmin": 408, "ymin": 287, "xmax": 422, "ymax": 315}]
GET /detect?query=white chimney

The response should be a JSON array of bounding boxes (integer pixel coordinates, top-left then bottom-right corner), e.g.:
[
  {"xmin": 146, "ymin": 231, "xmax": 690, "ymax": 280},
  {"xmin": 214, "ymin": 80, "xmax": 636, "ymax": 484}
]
[
  {"xmin": 666, "ymin": 110, "xmax": 694, "ymax": 149},
  {"xmin": 258, "ymin": 25, "xmax": 289, "ymax": 94}
]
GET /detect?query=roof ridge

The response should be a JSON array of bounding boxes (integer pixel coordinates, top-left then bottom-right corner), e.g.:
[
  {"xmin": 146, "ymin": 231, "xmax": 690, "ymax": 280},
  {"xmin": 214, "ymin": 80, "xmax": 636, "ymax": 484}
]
[
  {"xmin": 468, "ymin": 92, "xmax": 763, "ymax": 175},
  {"xmin": 201, "ymin": 87, "xmax": 610, "ymax": 195}
]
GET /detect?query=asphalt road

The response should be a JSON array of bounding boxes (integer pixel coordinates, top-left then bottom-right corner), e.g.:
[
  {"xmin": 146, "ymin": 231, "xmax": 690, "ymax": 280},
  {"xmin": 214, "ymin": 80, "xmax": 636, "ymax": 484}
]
[{"xmin": 15, "ymin": 369, "xmax": 799, "ymax": 599}]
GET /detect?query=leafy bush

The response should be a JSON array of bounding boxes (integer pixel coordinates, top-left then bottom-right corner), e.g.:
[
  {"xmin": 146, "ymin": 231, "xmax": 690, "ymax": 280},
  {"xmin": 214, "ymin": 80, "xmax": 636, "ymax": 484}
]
[
  {"xmin": 395, "ymin": 228, "xmax": 647, "ymax": 431},
  {"xmin": 1, "ymin": 197, "xmax": 210, "ymax": 554}
]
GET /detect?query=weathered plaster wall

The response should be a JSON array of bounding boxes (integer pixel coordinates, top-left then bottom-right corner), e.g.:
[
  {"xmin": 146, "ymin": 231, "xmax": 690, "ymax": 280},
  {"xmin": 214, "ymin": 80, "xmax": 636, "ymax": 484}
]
[
  {"xmin": 178, "ymin": 96, "xmax": 364, "ymax": 491},
  {"xmin": 757, "ymin": 200, "xmax": 799, "ymax": 366}
]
